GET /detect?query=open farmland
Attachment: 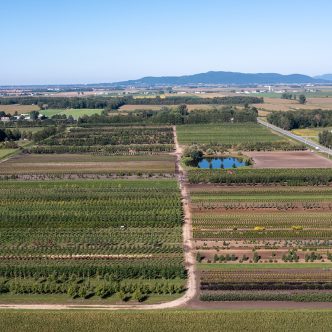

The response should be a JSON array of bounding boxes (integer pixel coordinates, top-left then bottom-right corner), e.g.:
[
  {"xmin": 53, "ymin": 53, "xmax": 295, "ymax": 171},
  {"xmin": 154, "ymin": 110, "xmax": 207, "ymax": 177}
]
[
  {"xmin": 254, "ymin": 97, "xmax": 332, "ymax": 112},
  {"xmin": 29, "ymin": 126, "xmax": 174, "ymax": 157},
  {"xmin": 190, "ymin": 177, "xmax": 332, "ymax": 302},
  {"xmin": 176, "ymin": 123, "xmax": 286, "ymax": 145},
  {"xmin": 0, "ymin": 126, "xmax": 176, "ymax": 178},
  {"xmin": 0, "ymin": 104, "xmax": 40, "ymax": 115},
  {"xmin": 42, "ymin": 126, "xmax": 174, "ymax": 148},
  {"xmin": 292, "ymin": 127, "xmax": 332, "ymax": 143},
  {"xmin": 0, "ymin": 153, "xmax": 175, "ymax": 175},
  {"xmin": 0, "ymin": 179, "xmax": 185, "ymax": 303},
  {"xmin": 0, "ymin": 149, "xmax": 17, "ymax": 160}
]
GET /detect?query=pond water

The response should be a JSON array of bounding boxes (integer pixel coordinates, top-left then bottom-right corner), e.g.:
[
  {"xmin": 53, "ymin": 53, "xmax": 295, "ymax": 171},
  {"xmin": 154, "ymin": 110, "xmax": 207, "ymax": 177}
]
[{"xmin": 195, "ymin": 157, "xmax": 247, "ymax": 169}]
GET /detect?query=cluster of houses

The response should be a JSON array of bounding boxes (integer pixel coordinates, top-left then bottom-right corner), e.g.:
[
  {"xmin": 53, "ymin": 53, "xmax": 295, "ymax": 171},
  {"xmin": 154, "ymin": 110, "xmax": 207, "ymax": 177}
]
[{"xmin": 0, "ymin": 113, "xmax": 45, "ymax": 122}]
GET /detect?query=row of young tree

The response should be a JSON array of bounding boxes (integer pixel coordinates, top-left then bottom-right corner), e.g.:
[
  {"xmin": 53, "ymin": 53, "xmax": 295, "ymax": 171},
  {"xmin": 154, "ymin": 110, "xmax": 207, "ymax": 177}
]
[
  {"xmin": 0, "ymin": 279, "xmax": 184, "ymax": 300},
  {"xmin": 267, "ymin": 109, "xmax": 332, "ymax": 130}
]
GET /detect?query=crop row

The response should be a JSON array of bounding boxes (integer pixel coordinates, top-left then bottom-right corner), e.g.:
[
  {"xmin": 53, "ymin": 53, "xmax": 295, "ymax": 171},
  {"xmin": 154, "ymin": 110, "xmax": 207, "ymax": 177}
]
[
  {"xmin": 44, "ymin": 127, "xmax": 174, "ymax": 146},
  {"xmin": 0, "ymin": 257, "xmax": 186, "ymax": 279},
  {"xmin": 193, "ymin": 229, "xmax": 332, "ymax": 240},
  {"xmin": 201, "ymin": 270, "xmax": 332, "ymax": 283},
  {"xmin": 188, "ymin": 168, "xmax": 332, "ymax": 185},
  {"xmin": 193, "ymin": 201, "xmax": 330, "ymax": 211},
  {"xmin": 27, "ymin": 144, "xmax": 174, "ymax": 154},
  {"xmin": 193, "ymin": 212, "xmax": 332, "ymax": 228},
  {"xmin": 200, "ymin": 291, "xmax": 332, "ymax": 302},
  {"xmin": 0, "ymin": 227, "xmax": 182, "ymax": 255},
  {"xmin": 0, "ymin": 179, "xmax": 185, "ymax": 283}
]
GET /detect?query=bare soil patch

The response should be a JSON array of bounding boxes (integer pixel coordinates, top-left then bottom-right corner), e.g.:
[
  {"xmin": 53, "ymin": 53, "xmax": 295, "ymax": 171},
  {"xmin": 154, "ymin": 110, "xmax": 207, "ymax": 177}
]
[
  {"xmin": 246, "ymin": 151, "xmax": 332, "ymax": 168},
  {"xmin": 254, "ymin": 97, "xmax": 332, "ymax": 112},
  {"xmin": 0, "ymin": 104, "xmax": 39, "ymax": 115}
]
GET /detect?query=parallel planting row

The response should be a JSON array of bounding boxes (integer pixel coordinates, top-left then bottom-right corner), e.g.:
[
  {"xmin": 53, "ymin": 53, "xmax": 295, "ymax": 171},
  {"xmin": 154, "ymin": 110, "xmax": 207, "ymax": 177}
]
[
  {"xmin": 0, "ymin": 126, "xmax": 176, "ymax": 177},
  {"xmin": 0, "ymin": 179, "xmax": 186, "ymax": 302}
]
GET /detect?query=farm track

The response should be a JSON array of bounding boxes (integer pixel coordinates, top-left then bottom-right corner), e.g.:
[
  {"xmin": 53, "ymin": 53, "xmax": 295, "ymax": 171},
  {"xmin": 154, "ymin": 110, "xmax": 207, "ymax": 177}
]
[{"xmin": 0, "ymin": 126, "xmax": 198, "ymax": 311}]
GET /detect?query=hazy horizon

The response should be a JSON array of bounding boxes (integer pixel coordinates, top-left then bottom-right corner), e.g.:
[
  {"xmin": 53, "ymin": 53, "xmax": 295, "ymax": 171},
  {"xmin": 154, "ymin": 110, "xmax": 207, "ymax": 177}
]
[{"xmin": 1, "ymin": 0, "xmax": 332, "ymax": 85}]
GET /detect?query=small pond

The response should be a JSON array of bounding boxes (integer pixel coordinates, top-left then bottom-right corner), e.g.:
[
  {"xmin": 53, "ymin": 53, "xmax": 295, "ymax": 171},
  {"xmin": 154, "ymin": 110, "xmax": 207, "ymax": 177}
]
[{"xmin": 195, "ymin": 157, "xmax": 248, "ymax": 169}]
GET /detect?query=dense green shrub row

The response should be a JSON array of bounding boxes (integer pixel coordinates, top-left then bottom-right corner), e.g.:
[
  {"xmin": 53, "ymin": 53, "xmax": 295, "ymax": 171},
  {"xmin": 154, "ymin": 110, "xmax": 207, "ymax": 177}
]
[
  {"xmin": 0, "ymin": 278, "xmax": 184, "ymax": 298},
  {"xmin": 188, "ymin": 168, "xmax": 332, "ymax": 185},
  {"xmin": 200, "ymin": 291, "xmax": 332, "ymax": 302},
  {"xmin": 26, "ymin": 144, "xmax": 174, "ymax": 154},
  {"xmin": 267, "ymin": 109, "xmax": 332, "ymax": 130},
  {"xmin": 201, "ymin": 282, "xmax": 332, "ymax": 291}
]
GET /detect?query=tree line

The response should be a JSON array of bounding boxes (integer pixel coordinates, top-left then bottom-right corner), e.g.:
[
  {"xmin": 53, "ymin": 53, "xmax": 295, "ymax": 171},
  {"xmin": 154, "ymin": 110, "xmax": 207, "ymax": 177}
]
[
  {"xmin": 267, "ymin": 109, "xmax": 332, "ymax": 130},
  {"xmin": 0, "ymin": 95, "xmax": 263, "ymax": 110},
  {"xmin": 319, "ymin": 130, "xmax": 332, "ymax": 148},
  {"xmin": 78, "ymin": 106, "xmax": 258, "ymax": 125}
]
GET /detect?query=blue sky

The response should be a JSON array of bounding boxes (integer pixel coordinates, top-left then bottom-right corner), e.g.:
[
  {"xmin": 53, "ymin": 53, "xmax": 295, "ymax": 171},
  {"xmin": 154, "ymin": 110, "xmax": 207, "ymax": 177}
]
[{"xmin": 1, "ymin": 0, "xmax": 332, "ymax": 85}]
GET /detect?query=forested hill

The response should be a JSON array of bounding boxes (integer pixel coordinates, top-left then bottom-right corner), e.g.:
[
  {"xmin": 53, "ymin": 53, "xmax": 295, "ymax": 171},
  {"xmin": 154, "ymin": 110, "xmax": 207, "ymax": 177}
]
[
  {"xmin": 315, "ymin": 74, "xmax": 332, "ymax": 81},
  {"xmin": 113, "ymin": 71, "xmax": 330, "ymax": 86}
]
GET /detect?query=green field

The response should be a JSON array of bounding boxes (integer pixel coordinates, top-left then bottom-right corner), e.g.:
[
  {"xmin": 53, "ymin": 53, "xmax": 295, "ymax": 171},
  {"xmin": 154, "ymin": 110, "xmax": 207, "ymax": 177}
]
[
  {"xmin": 0, "ymin": 179, "xmax": 185, "ymax": 301},
  {"xmin": 2, "ymin": 310, "xmax": 332, "ymax": 332},
  {"xmin": 39, "ymin": 108, "xmax": 103, "ymax": 119},
  {"xmin": 176, "ymin": 123, "xmax": 284, "ymax": 145},
  {"xmin": 292, "ymin": 127, "xmax": 332, "ymax": 143},
  {"xmin": 0, "ymin": 149, "xmax": 17, "ymax": 160},
  {"xmin": 198, "ymin": 263, "xmax": 332, "ymax": 270},
  {"xmin": 191, "ymin": 184, "xmax": 332, "ymax": 241},
  {"xmin": 0, "ymin": 153, "xmax": 176, "ymax": 174}
]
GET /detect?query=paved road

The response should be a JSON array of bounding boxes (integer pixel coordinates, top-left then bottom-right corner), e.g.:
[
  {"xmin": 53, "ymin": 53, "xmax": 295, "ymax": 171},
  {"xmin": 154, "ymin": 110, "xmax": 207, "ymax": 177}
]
[{"xmin": 258, "ymin": 118, "xmax": 332, "ymax": 157}]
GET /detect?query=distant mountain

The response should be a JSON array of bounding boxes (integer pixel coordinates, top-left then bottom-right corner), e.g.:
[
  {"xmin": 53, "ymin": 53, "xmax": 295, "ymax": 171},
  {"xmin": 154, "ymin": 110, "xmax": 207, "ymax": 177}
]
[
  {"xmin": 314, "ymin": 74, "xmax": 332, "ymax": 81},
  {"xmin": 113, "ymin": 71, "xmax": 330, "ymax": 87}
]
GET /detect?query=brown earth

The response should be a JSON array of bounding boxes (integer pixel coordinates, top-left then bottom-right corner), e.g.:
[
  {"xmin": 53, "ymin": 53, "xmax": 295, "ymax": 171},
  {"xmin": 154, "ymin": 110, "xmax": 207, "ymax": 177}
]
[
  {"xmin": 246, "ymin": 150, "xmax": 332, "ymax": 168},
  {"xmin": 0, "ymin": 153, "xmax": 176, "ymax": 174},
  {"xmin": 254, "ymin": 97, "xmax": 332, "ymax": 112}
]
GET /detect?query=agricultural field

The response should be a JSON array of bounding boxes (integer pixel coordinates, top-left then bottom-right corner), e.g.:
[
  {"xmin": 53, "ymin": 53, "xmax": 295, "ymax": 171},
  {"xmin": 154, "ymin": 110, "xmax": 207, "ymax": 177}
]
[
  {"xmin": 254, "ymin": 97, "xmax": 332, "ymax": 112},
  {"xmin": 44, "ymin": 126, "xmax": 174, "ymax": 146},
  {"xmin": 0, "ymin": 148, "xmax": 17, "ymax": 160},
  {"xmin": 0, "ymin": 126, "xmax": 176, "ymax": 178},
  {"xmin": 188, "ymin": 168, "xmax": 332, "ymax": 185},
  {"xmin": 0, "ymin": 153, "xmax": 175, "ymax": 175},
  {"xmin": 292, "ymin": 127, "xmax": 332, "ymax": 143},
  {"xmin": 190, "ymin": 178, "xmax": 332, "ymax": 302},
  {"xmin": 2, "ymin": 310, "xmax": 332, "ymax": 332},
  {"xmin": 246, "ymin": 151, "xmax": 332, "ymax": 168},
  {"xmin": 39, "ymin": 108, "xmax": 103, "ymax": 119},
  {"xmin": 0, "ymin": 104, "xmax": 40, "ymax": 115},
  {"xmin": 0, "ymin": 179, "xmax": 185, "ymax": 303},
  {"xmin": 176, "ymin": 123, "xmax": 285, "ymax": 145}
]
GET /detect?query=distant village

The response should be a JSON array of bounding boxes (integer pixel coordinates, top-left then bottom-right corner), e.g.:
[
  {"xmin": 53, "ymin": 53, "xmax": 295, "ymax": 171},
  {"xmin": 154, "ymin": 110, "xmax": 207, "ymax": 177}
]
[{"xmin": 0, "ymin": 112, "xmax": 46, "ymax": 123}]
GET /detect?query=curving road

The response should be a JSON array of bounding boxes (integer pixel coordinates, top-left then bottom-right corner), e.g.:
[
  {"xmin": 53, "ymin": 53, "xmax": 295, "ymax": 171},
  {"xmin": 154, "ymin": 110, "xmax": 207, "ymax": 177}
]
[{"xmin": 258, "ymin": 118, "xmax": 332, "ymax": 157}]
